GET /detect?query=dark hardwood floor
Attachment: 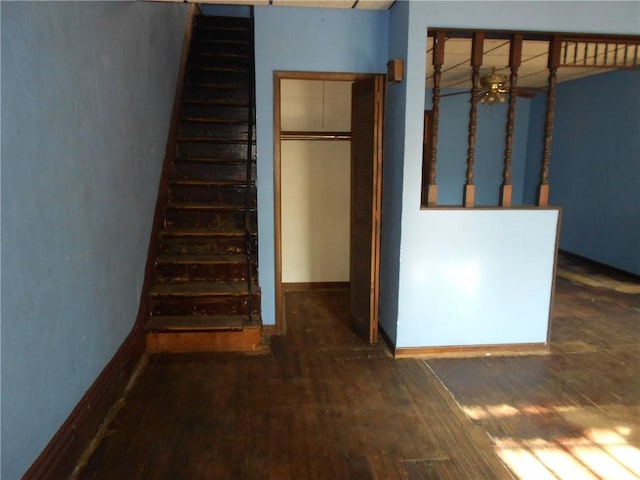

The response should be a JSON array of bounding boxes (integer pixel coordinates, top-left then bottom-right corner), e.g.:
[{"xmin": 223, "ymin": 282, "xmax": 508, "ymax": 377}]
[{"xmin": 75, "ymin": 253, "xmax": 639, "ymax": 479}]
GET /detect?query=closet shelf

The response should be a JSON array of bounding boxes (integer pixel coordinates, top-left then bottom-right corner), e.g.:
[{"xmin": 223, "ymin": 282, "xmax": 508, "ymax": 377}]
[{"xmin": 281, "ymin": 131, "xmax": 351, "ymax": 141}]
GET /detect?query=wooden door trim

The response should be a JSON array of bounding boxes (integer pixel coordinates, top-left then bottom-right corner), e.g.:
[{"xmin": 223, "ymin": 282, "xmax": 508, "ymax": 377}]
[
  {"xmin": 273, "ymin": 71, "xmax": 376, "ymax": 335},
  {"xmin": 370, "ymin": 75, "xmax": 384, "ymax": 343}
]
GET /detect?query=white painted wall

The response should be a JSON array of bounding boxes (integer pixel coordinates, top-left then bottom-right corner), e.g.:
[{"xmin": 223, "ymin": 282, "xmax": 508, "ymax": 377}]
[
  {"xmin": 282, "ymin": 141, "xmax": 351, "ymax": 282},
  {"xmin": 280, "ymin": 79, "xmax": 352, "ymax": 283},
  {"xmin": 281, "ymin": 79, "xmax": 352, "ymax": 131}
]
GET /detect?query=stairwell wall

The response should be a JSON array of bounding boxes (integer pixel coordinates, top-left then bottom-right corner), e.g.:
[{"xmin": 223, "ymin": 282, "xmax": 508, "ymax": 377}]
[{"xmin": 1, "ymin": 2, "xmax": 189, "ymax": 477}]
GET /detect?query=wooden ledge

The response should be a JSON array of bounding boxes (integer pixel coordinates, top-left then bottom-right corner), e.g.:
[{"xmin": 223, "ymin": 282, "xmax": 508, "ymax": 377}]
[{"xmin": 394, "ymin": 343, "xmax": 549, "ymax": 359}]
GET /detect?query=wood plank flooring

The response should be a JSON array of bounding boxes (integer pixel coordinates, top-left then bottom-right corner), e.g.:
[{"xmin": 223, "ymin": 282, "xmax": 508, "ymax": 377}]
[
  {"xmin": 77, "ymin": 287, "xmax": 512, "ymax": 479},
  {"xmin": 76, "ymin": 253, "xmax": 638, "ymax": 480},
  {"xmin": 427, "ymin": 254, "xmax": 640, "ymax": 480}
]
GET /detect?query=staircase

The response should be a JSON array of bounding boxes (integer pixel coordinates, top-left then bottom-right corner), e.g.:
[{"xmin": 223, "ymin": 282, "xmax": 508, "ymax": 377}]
[{"xmin": 145, "ymin": 15, "xmax": 262, "ymax": 353}]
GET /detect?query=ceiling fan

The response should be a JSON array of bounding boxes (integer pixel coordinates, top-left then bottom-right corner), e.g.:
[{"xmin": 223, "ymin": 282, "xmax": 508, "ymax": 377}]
[{"xmin": 439, "ymin": 68, "xmax": 545, "ymax": 102}]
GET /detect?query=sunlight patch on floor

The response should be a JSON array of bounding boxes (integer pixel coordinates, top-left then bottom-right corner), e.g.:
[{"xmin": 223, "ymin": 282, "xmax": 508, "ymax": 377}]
[{"xmin": 493, "ymin": 428, "xmax": 640, "ymax": 479}]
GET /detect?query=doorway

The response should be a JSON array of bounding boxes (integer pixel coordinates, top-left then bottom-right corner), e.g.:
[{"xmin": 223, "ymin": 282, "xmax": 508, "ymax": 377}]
[{"xmin": 273, "ymin": 72, "xmax": 384, "ymax": 341}]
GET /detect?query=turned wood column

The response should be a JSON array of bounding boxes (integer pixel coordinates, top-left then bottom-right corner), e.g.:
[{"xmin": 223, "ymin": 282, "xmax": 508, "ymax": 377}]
[
  {"xmin": 500, "ymin": 34, "xmax": 523, "ymax": 207},
  {"xmin": 538, "ymin": 35, "xmax": 562, "ymax": 207},
  {"xmin": 424, "ymin": 31, "xmax": 446, "ymax": 207},
  {"xmin": 464, "ymin": 31, "xmax": 484, "ymax": 207}
]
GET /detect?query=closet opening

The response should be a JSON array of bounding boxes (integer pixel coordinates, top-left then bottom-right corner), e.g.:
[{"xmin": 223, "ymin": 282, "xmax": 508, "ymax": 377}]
[{"xmin": 273, "ymin": 72, "xmax": 384, "ymax": 343}]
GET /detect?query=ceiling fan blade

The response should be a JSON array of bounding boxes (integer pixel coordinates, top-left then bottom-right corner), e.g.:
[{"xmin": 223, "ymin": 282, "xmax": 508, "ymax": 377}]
[
  {"xmin": 439, "ymin": 90, "xmax": 472, "ymax": 98},
  {"xmin": 514, "ymin": 86, "xmax": 547, "ymax": 98}
]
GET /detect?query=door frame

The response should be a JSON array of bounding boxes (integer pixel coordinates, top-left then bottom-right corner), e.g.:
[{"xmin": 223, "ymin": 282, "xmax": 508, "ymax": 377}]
[{"xmin": 273, "ymin": 71, "xmax": 379, "ymax": 334}]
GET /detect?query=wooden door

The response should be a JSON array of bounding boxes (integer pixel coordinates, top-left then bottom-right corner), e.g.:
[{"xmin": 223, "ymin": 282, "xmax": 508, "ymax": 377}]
[{"xmin": 350, "ymin": 76, "xmax": 384, "ymax": 344}]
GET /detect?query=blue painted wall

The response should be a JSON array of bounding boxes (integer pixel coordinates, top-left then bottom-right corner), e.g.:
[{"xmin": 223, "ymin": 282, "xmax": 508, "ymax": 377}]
[
  {"xmin": 389, "ymin": 0, "xmax": 639, "ymax": 349},
  {"xmin": 0, "ymin": 2, "xmax": 189, "ymax": 477},
  {"xmin": 253, "ymin": 0, "xmax": 639, "ymax": 335},
  {"xmin": 543, "ymin": 70, "xmax": 639, "ymax": 274},
  {"xmin": 253, "ymin": 6, "xmax": 389, "ymax": 325},
  {"xmin": 426, "ymin": 90, "xmax": 532, "ymax": 205},
  {"xmin": 378, "ymin": 1, "xmax": 409, "ymax": 345}
]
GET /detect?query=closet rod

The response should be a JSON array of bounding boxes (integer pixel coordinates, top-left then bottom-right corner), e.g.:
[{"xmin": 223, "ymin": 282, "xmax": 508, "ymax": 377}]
[{"xmin": 281, "ymin": 131, "xmax": 351, "ymax": 141}]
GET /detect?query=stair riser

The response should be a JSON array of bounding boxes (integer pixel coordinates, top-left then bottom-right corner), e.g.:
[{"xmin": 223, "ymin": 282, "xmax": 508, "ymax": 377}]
[
  {"xmin": 160, "ymin": 236, "xmax": 257, "ymax": 256},
  {"xmin": 156, "ymin": 262, "xmax": 255, "ymax": 282},
  {"xmin": 165, "ymin": 209, "xmax": 257, "ymax": 230},
  {"xmin": 150, "ymin": 295, "xmax": 260, "ymax": 316},
  {"xmin": 169, "ymin": 184, "xmax": 256, "ymax": 205},
  {"xmin": 183, "ymin": 87, "xmax": 251, "ymax": 106},
  {"xmin": 190, "ymin": 41, "xmax": 249, "ymax": 57},
  {"xmin": 172, "ymin": 162, "xmax": 255, "ymax": 182},
  {"xmin": 176, "ymin": 142, "xmax": 255, "ymax": 161},
  {"xmin": 195, "ymin": 16, "xmax": 252, "ymax": 29},
  {"xmin": 192, "ymin": 28, "xmax": 251, "ymax": 43},
  {"xmin": 179, "ymin": 122, "xmax": 255, "ymax": 141},
  {"xmin": 185, "ymin": 70, "xmax": 250, "ymax": 87},
  {"xmin": 181, "ymin": 104, "xmax": 253, "ymax": 121},
  {"xmin": 187, "ymin": 56, "xmax": 250, "ymax": 72}
]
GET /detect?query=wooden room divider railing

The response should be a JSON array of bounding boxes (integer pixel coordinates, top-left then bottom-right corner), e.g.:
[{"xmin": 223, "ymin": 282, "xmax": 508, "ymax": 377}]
[{"xmin": 422, "ymin": 29, "xmax": 640, "ymax": 209}]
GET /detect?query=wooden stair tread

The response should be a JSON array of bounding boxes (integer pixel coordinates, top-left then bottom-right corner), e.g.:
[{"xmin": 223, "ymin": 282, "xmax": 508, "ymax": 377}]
[
  {"xmin": 165, "ymin": 202, "xmax": 254, "ymax": 211},
  {"xmin": 174, "ymin": 156, "xmax": 254, "ymax": 164},
  {"xmin": 170, "ymin": 179, "xmax": 248, "ymax": 186},
  {"xmin": 177, "ymin": 136, "xmax": 254, "ymax": 144},
  {"xmin": 160, "ymin": 227, "xmax": 252, "ymax": 237},
  {"xmin": 184, "ymin": 82, "xmax": 249, "ymax": 89},
  {"xmin": 187, "ymin": 52, "xmax": 249, "ymax": 59},
  {"xmin": 149, "ymin": 281, "xmax": 258, "ymax": 297},
  {"xmin": 181, "ymin": 117, "xmax": 249, "ymax": 125},
  {"xmin": 157, "ymin": 254, "xmax": 248, "ymax": 264},
  {"xmin": 145, "ymin": 315, "xmax": 246, "ymax": 332}
]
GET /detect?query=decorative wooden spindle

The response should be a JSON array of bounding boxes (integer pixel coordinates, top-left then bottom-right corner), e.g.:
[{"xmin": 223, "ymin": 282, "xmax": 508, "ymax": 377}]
[
  {"xmin": 500, "ymin": 34, "xmax": 523, "ymax": 207},
  {"xmin": 537, "ymin": 35, "xmax": 562, "ymax": 207},
  {"xmin": 464, "ymin": 31, "xmax": 484, "ymax": 208},
  {"xmin": 424, "ymin": 31, "xmax": 446, "ymax": 207}
]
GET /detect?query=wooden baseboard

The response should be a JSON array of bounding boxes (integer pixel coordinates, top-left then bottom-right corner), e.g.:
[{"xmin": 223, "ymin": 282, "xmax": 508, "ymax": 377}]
[
  {"xmin": 282, "ymin": 282, "xmax": 349, "ymax": 291},
  {"xmin": 262, "ymin": 323, "xmax": 281, "ymax": 336},
  {"xmin": 394, "ymin": 343, "xmax": 549, "ymax": 359},
  {"xmin": 22, "ymin": 328, "xmax": 145, "ymax": 480},
  {"xmin": 146, "ymin": 327, "xmax": 268, "ymax": 353}
]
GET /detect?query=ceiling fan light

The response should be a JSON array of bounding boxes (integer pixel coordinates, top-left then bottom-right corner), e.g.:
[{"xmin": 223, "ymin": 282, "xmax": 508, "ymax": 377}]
[{"xmin": 480, "ymin": 91, "xmax": 498, "ymax": 105}]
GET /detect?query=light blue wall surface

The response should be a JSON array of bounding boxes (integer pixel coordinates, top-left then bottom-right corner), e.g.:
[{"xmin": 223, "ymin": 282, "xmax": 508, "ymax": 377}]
[
  {"xmin": 0, "ymin": 2, "xmax": 189, "ymax": 477},
  {"xmin": 547, "ymin": 70, "xmax": 640, "ymax": 275},
  {"xmin": 426, "ymin": 90, "xmax": 532, "ymax": 206},
  {"xmin": 253, "ymin": 6, "xmax": 389, "ymax": 325},
  {"xmin": 378, "ymin": 1, "xmax": 409, "ymax": 345},
  {"xmin": 253, "ymin": 0, "xmax": 639, "ymax": 338},
  {"xmin": 389, "ymin": 1, "xmax": 639, "ymax": 348},
  {"xmin": 396, "ymin": 209, "xmax": 559, "ymax": 348}
]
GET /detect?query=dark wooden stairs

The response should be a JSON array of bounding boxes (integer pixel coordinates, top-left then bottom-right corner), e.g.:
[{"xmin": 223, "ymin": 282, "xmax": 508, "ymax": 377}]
[{"xmin": 145, "ymin": 15, "xmax": 262, "ymax": 353}]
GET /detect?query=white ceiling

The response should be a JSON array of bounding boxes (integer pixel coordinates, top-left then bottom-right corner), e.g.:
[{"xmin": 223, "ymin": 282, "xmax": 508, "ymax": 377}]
[
  {"xmin": 189, "ymin": 1, "xmax": 638, "ymax": 90},
  {"xmin": 428, "ymin": 36, "xmax": 639, "ymax": 90},
  {"xmin": 194, "ymin": 0, "xmax": 395, "ymax": 9}
]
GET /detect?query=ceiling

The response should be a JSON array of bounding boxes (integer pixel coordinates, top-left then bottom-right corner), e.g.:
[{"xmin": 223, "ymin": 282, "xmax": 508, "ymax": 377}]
[
  {"xmin": 427, "ymin": 35, "xmax": 640, "ymax": 90},
  {"xmin": 195, "ymin": 0, "xmax": 395, "ymax": 9},
  {"xmin": 194, "ymin": 2, "xmax": 638, "ymax": 91}
]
